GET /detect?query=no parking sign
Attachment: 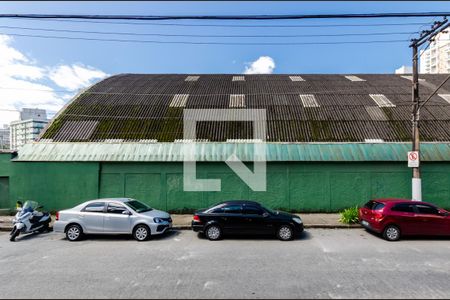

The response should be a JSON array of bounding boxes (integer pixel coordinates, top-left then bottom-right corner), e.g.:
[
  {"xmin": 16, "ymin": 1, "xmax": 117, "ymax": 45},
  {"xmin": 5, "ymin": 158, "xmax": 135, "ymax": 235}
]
[{"xmin": 408, "ymin": 151, "xmax": 419, "ymax": 167}]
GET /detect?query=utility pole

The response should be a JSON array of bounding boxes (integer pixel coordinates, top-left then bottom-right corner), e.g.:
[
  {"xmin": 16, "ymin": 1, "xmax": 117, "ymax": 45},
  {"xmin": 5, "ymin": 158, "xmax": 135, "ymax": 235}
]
[{"xmin": 409, "ymin": 18, "xmax": 450, "ymax": 201}]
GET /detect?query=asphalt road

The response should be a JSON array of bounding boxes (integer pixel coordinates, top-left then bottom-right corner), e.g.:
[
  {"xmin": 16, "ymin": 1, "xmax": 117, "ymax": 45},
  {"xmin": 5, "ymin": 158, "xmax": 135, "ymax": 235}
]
[{"xmin": 0, "ymin": 229, "xmax": 449, "ymax": 299}]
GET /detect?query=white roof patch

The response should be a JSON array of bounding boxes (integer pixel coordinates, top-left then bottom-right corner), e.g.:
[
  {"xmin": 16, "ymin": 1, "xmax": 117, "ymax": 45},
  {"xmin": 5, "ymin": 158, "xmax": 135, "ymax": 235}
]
[
  {"xmin": 232, "ymin": 76, "xmax": 245, "ymax": 81},
  {"xmin": 364, "ymin": 139, "xmax": 384, "ymax": 143},
  {"xmin": 289, "ymin": 76, "xmax": 305, "ymax": 82},
  {"xmin": 299, "ymin": 94, "xmax": 320, "ymax": 107},
  {"xmin": 229, "ymin": 94, "xmax": 246, "ymax": 107},
  {"xmin": 170, "ymin": 94, "xmax": 189, "ymax": 107},
  {"xmin": 185, "ymin": 76, "xmax": 199, "ymax": 81},
  {"xmin": 226, "ymin": 139, "xmax": 263, "ymax": 143},
  {"xmin": 369, "ymin": 94, "xmax": 396, "ymax": 107},
  {"xmin": 401, "ymin": 75, "xmax": 425, "ymax": 82},
  {"xmin": 438, "ymin": 94, "xmax": 450, "ymax": 104},
  {"xmin": 345, "ymin": 75, "xmax": 366, "ymax": 82}
]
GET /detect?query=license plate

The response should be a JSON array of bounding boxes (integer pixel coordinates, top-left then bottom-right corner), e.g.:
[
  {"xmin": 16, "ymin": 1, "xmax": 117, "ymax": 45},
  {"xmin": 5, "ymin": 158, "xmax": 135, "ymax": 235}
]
[{"xmin": 361, "ymin": 220, "xmax": 369, "ymax": 226}]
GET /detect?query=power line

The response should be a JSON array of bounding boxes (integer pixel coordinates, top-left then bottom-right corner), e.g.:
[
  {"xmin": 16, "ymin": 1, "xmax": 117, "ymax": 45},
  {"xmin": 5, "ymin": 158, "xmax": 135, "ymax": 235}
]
[
  {"xmin": 1, "ymin": 32, "xmax": 410, "ymax": 45},
  {"xmin": 0, "ymin": 25, "xmax": 417, "ymax": 38},
  {"xmin": 2, "ymin": 17, "xmax": 433, "ymax": 28},
  {"xmin": 1, "ymin": 12, "xmax": 450, "ymax": 20}
]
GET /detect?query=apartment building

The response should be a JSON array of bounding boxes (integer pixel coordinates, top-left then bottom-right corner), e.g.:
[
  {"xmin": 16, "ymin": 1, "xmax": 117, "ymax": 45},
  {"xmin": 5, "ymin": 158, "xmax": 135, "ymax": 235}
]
[
  {"xmin": 10, "ymin": 108, "xmax": 48, "ymax": 150},
  {"xmin": 0, "ymin": 125, "xmax": 10, "ymax": 149},
  {"xmin": 420, "ymin": 31, "xmax": 450, "ymax": 74}
]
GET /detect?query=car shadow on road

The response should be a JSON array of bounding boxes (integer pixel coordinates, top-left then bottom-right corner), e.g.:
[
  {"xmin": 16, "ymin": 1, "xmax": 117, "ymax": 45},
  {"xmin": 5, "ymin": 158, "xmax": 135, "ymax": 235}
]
[
  {"xmin": 364, "ymin": 229, "xmax": 450, "ymax": 241},
  {"xmin": 64, "ymin": 229, "xmax": 181, "ymax": 242},
  {"xmin": 196, "ymin": 230, "xmax": 312, "ymax": 241}
]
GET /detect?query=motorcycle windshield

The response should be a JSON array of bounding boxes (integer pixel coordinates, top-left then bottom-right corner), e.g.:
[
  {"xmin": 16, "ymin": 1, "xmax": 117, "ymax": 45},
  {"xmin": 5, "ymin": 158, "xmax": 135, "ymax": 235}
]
[{"xmin": 22, "ymin": 201, "xmax": 39, "ymax": 212}]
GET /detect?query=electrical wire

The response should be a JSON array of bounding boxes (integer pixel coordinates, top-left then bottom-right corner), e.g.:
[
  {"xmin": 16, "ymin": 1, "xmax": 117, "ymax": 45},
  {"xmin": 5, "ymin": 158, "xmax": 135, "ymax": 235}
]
[
  {"xmin": 1, "ymin": 12, "xmax": 450, "ymax": 20},
  {"xmin": 0, "ymin": 25, "xmax": 417, "ymax": 38},
  {"xmin": 2, "ymin": 17, "xmax": 433, "ymax": 28},
  {"xmin": 0, "ymin": 32, "xmax": 411, "ymax": 45}
]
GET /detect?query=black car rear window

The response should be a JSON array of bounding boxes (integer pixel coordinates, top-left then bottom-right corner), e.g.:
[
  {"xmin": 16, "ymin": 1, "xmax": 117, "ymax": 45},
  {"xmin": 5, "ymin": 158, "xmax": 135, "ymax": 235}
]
[
  {"xmin": 373, "ymin": 203, "xmax": 385, "ymax": 211},
  {"xmin": 364, "ymin": 201, "xmax": 384, "ymax": 210},
  {"xmin": 364, "ymin": 201, "xmax": 375, "ymax": 209}
]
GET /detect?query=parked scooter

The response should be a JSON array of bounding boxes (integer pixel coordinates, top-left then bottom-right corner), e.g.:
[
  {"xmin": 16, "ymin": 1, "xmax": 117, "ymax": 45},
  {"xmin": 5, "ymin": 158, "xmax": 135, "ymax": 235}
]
[{"xmin": 10, "ymin": 201, "xmax": 51, "ymax": 242}]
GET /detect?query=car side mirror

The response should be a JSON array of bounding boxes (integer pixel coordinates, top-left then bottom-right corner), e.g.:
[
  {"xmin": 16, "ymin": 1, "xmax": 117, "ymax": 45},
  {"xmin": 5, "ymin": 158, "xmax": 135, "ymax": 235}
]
[
  {"xmin": 262, "ymin": 212, "xmax": 269, "ymax": 218},
  {"xmin": 438, "ymin": 210, "xmax": 449, "ymax": 216},
  {"xmin": 122, "ymin": 210, "xmax": 131, "ymax": 215}
]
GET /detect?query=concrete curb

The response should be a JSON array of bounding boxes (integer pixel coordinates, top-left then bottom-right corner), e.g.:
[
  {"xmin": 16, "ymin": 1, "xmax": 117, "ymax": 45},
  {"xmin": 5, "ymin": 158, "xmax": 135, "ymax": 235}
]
[{"xmin": 0, "ymin": 224, "xmax": 362, "ymax": 232}]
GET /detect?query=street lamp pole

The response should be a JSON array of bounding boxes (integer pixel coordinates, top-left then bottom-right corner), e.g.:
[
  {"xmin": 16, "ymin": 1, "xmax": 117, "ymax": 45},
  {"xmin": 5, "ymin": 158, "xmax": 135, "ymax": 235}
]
[
  {"xmin": 411, "ymin": 43, "xmax": 421, "ymax": 201},
  {"xmin": 409, "ymin": 17, "xmax": 450, "ymax": 201}
]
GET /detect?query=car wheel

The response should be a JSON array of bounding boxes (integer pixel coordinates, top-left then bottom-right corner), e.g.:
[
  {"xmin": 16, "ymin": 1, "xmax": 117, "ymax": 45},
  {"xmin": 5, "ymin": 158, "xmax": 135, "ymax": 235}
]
[
  {"xmin": 66, "ymin": 224, "xmax": 83, "ymax": 242},
  {"xmin": 133, "ymin": 224, "xmax": 150, "ymax": 241},
  {"xmin": 277, "ymin": 225, "xmax": 294, "ymax": 241},
  {"xmin": 383, "ymin": 224, "xmax": 401, "ymax": 241},
  {"xmin": 205, "ymin": 224, "xmax": 222, "ymax": 241}
]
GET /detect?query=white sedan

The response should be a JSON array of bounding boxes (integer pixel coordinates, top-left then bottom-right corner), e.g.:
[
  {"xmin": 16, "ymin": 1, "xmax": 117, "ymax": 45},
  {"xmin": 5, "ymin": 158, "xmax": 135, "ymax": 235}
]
[{"xmin": 53, "ymin": 198, "xmax": 172, "ymax": 241}]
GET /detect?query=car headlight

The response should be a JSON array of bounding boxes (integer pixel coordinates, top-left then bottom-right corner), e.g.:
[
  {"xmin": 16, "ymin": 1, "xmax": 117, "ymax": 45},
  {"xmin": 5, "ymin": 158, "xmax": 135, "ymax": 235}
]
[
  {"xmin": 153, "ymin": 217, "xmax": 163, "ymax": 223},
  {"xmin": 292, "ymin": 217, "xmax": 303, "ymax": 224}
]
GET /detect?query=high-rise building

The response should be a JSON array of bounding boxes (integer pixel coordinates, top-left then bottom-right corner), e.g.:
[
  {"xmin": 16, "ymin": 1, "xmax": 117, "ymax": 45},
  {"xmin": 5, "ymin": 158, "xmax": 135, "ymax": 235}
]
[
  {"xmin": 420, "ymin": 31, "xmax": 450, "ymax": 74},
  {"xmin": 395, "ymin": 65, "xmax": 413, "ymax": 74},
  {"xmin": 0, "ymin": 125, "xmax": 10, "ymax": 149},
  {"xmin": 10, "ymin": 108, "xmax": 48, "ymax": 150}
]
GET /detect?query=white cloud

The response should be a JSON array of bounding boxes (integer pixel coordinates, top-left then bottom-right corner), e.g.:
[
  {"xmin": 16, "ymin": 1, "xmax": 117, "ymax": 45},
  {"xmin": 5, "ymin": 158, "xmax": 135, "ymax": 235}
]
[
  {"xmin": 0, "ymin": 34, "xmax": 108, "ymax": 126},
  {"xmin": 49, "ymin": 64, "xmax": 108, "ymax": 91},
  {"xmin": 243, "ymin": 56, "xmax": 276, "ymax": 74}
]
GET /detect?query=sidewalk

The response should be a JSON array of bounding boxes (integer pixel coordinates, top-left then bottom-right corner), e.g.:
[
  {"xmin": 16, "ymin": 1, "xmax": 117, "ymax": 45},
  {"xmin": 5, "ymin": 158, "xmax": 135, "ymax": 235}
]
[{"xmin": 0, "ymin": 213, "xmax": 360, "ymax": 231}]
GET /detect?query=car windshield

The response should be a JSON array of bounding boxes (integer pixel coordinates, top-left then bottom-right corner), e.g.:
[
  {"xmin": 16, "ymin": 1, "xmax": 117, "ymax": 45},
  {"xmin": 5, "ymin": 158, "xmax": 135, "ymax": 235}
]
[
  {"xmin": 263, "ymin": 206, "xmax": 276, "ymax": 214},
  {"xmin": 125, "ymin": 200, "xmax": 153, "ymax": 213}
]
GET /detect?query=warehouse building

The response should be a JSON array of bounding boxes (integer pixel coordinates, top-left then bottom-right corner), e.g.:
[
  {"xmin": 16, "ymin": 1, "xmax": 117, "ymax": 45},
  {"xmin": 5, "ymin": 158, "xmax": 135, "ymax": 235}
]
[{"xmin": 1, "ymin": 74, "xmax": 450, "ymax": 212}]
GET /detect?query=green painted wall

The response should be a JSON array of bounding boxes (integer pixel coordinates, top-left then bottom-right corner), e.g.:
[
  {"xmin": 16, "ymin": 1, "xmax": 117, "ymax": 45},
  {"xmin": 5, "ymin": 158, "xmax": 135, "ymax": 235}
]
[
  {"xmin": 1, "ymin": 153, "xmax": 450, "ymax": 212},
  {"xmin": 98, "ymin": 161, "xmax": 450, "ymax": 212},
  {"xmin": 0, "ymin": 153, "xmax": 13, "ymax": 208},
  {"xmin": 9, "ymin": 160, "xmax": 100, "ymax": 211}
]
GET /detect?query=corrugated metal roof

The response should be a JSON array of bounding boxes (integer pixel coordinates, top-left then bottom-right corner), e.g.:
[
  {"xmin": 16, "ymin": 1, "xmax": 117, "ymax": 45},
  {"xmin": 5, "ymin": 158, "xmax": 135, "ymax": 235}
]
[
  {"xmin": 39, "ymin": 74, "xmax": 450, "ymax": 143},
  {"xmin": 14, "ymin": 142, "xmax": 450, "ymax": 162}
]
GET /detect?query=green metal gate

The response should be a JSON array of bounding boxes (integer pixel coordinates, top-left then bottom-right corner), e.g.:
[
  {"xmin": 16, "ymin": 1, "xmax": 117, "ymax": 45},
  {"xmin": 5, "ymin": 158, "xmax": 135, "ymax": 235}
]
[{"xmin": 0, "ymin": 177, "xmax": 10, "ymax": 208}]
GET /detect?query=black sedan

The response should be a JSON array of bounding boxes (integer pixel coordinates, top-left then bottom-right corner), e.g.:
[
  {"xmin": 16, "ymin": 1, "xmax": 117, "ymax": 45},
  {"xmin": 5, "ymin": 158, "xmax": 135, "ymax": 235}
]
[{"xmin": 191, "ymin": 200, "xmax": 303, "ymax": 241}]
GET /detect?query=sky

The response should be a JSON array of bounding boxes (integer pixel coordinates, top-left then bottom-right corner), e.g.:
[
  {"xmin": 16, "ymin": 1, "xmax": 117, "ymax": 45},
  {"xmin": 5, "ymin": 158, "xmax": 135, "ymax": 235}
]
[{"xmin": 1, "ymin": 1, "xmax": 450, "ymax": 125}]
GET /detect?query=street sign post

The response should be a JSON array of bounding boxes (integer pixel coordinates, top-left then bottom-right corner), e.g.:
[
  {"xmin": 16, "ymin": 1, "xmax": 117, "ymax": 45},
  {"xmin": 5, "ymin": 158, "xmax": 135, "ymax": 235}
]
[{"xmin": 408, "ymin": 151, "xmax": 419, "ymax": 168}]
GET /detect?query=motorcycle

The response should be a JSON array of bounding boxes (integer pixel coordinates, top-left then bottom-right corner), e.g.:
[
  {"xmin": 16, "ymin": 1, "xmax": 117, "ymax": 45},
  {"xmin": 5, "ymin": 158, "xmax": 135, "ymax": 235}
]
[{"xmin": 10, "ymin": 201, "xmax": 52, "ymax": 242}]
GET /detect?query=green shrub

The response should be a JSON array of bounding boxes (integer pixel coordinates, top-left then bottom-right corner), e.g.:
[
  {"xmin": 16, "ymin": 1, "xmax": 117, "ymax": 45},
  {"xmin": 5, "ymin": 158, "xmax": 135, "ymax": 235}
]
[{"xmin": 339, "ymin": 206, "xmax": 360, "ymax": 224}]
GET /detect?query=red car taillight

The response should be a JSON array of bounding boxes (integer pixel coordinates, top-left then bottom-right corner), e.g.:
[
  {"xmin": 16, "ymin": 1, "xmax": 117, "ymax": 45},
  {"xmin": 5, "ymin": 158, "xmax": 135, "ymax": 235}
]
[
  {"xmin": 193, "ymin": 215, "xmax": 200, "ymax": 222},
  {"xmin": 374, "ymin": 211, "xmax": 384, "ymax": 221},
  {"xmin": 55, "ymin": 211, "xmax": 59, "ymax": 221}
]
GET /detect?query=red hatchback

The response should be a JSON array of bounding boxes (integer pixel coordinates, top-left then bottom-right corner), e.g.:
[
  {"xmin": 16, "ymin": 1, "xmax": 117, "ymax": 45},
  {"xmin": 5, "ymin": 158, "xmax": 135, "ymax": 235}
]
[{"xmin": 359, "ymin": 198, "xmax": 450, "ymax": 241}]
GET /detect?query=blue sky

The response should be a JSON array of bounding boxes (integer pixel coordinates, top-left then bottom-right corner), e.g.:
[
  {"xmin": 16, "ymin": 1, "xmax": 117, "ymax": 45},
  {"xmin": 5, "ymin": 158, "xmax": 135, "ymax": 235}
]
[{"xmin": 0, "ymin": 1, "xmax": 450, "ymax": 123}]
